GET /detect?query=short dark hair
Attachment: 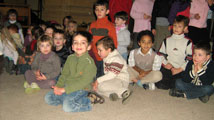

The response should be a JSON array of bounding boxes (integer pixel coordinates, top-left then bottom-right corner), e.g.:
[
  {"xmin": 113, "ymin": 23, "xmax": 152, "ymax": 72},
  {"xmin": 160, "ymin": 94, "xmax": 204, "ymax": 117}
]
[
  {"xmin": 94, "ymin": 0, "xmax": 109, "ymax": 10},
  {"xmin": 54, "ymin": 29, "xmax": 65, "ymax": 39},
  {"xmin": 137, "ymin": 30, "xmax": 155, "ymax": 43},
  {"xmin": 32, "ymin": 26, "xmax": 44, "ymax": 40},
  {"xmin": 114, "ymin": 11, "xmax": 128, "ymax": 21},
  {"xmin": 194, "ymin": 42, "xmax": 211, "ymax": 55},
  {"xmin": 96, "ymin": 36, "xmax": 115, "ymax": 51},
  {"xmin": 7, "ymin": 24, "xmax": 18, "ymax": 33},
  {"xmin": 7, "ymin": 9, "xmax": 18, "ymax": 18},
  {"xmin": 72, "ymin": 31, "xmax": 93, "ymax": 44},
  {"xmin": 174, "ymin": 15, "xmax": 189, "ymax": 27}
]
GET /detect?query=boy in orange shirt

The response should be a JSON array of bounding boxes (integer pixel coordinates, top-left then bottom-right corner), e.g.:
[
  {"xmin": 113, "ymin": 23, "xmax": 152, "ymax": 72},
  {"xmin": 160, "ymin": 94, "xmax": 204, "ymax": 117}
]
[{"xmin": 89, "ymin": 0, "xmax": 117, "ymax": 78}]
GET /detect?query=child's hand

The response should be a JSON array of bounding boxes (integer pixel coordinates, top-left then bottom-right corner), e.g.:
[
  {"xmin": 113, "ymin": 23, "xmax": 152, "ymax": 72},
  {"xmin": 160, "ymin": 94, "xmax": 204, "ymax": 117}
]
[
  {"xmin": 35, "ymin": 70, "xmax": 40, "ymax": 77},
  {"xmin": 132, "ymin": 78, "xmax": 138, "ymax": 83},
  {"xmin": 93, "ymin": 80, "xmax": 98, "ymax": 91},
  {"xmin": 143, "ymin": 13, "xmax": 151, "ymax": 20},
  {"xmin": 194, "ymin": 13, "xmax": 200, "ymax": 20},
  {"xmin": 52, "ymin": 86, "xmax": 65, "ymax": 95},
  {"xmin": 194, "ymin": 63, "xmax": 203, "ymax": 74},
  {"xmin": 171, "ymin": 68, "xmax": 183, "ymax": 75},
  {"xmin": 164, "ymin": 63, "xmax": 173, "ymax": 70},
  {"xmin": 36, "ymin": 73, "xmax": 47, "ymax": 81},
  {"xmin": 139, "ymin": 70, "xmax": 146, "ymax": 78},
  {"xmin": 152, "ymin": 29, "xmax": 156, "ymax": 35}
]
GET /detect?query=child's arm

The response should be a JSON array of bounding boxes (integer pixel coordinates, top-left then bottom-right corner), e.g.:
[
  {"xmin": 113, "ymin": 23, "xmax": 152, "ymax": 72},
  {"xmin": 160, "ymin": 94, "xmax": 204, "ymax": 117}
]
[
  {"xmin": 109, "ymin": 25, "xmax": 118, "ymax": 48},
  {"xmin": 119, "ymin": 31, "xmax": 131, "ymax": 46},
  {"xmin": 171, "ymin": 67, "xmax": 183, "ymax": 75}
]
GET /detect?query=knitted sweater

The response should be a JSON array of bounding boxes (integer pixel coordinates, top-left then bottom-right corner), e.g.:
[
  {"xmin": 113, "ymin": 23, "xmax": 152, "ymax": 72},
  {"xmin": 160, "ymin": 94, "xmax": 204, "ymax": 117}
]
[
  {"xmin": 56, "ymin": 52, "xmax": 97, "ymax": 94},
  {"xmin": 31, "ymin": 51, "xmax": 61, "ymax": 80},
  {"xmin": 158, "ymin": 34, "xmax": 193, "ymax": 70},
  {"xmin": 182, "ymin": 60, "xmax": 214, "ymax": 86},
  {"xmin": 89, "ymin": 16, "xmax": 117, "ymax": 61},
  {"xmin": 97, "ymin": 50, "xmax": 129, "ymax": 83}
]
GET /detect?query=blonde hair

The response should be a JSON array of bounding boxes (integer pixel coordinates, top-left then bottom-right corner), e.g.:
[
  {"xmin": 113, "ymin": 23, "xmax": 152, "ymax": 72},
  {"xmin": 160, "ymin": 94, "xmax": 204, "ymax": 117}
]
[
  {"xmin": 0, "ymin": 27, "xmax": 17, "ymax": 51},
  {"xmin": 37, "ymin": 35, "xmax": 53, "ymax": 51}
]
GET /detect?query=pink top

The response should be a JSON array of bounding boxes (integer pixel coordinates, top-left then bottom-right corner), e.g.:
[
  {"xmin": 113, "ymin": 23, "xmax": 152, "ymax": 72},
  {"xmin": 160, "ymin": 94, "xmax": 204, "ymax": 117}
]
[
  {"xmin": 189, "ymin": 0, "xmax": 209, "ymax": 28},
  {"xmin": 130, "ymin": 0, "xmax": 155, "ymax": 32}
]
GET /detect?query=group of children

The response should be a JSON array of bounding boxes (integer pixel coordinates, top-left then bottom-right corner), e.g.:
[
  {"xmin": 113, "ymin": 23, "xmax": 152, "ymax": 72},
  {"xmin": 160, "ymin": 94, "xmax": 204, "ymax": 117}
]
[{"xmin": 0, "ymin": 0, "xmax": 214, "ymax": 113}]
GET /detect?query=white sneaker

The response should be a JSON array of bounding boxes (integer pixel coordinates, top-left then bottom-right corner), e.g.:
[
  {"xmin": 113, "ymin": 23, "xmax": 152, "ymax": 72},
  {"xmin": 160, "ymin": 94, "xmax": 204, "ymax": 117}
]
[{"xmin": 149, "ymin": 83, "xmax": 155, "ymax": 90}]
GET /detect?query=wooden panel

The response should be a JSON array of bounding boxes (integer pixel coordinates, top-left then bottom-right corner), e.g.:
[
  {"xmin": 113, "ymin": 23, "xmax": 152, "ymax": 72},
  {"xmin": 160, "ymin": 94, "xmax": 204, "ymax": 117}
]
[{"xmin": 42, "ymin": 0, "xmax": 97, "ymax": 25}]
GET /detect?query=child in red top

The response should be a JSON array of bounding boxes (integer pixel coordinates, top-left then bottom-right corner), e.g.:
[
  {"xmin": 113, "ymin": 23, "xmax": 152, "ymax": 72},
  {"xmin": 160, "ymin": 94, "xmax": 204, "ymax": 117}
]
[{"xmin": 89, "ymin": 0, "xmax": 117, "ymax": 78}]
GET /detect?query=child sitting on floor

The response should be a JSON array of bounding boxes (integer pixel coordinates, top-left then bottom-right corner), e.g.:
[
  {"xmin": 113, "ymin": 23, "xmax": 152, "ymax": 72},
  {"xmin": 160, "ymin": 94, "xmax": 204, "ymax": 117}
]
[
  {"xmin": 93, "ymin": 36, "xmax": 132, "ymax": 104},
  {"xmin": 24, "ymin": 35, "xmax": 61, "ymax": 94},
  {"xmin": 169, "ymin": 42, "xmax": 214, "ymax": 103},
  {"xmin": 45, "ymin": 31, "xmax": 104, "ymax": 113},
  {"xmin": 128, "ymin": 30, "xmax": 163, "ymax": 90}
]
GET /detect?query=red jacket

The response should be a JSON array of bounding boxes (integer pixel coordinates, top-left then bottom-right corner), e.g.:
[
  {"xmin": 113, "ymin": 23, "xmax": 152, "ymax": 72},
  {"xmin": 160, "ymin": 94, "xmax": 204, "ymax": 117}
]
[
  {"xmin": 109, "ymin": 0, "xmax": 132, "ymax": 23},
  {"xmin": 89, "ymin": 16, "xmax": 117, "ymax": 61}
]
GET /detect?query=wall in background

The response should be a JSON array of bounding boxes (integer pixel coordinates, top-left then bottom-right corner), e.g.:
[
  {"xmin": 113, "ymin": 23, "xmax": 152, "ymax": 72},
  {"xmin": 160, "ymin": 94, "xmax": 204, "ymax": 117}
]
[{"xmin": 42, "ymin": 0, "xmax": 97, "ymax": 25}]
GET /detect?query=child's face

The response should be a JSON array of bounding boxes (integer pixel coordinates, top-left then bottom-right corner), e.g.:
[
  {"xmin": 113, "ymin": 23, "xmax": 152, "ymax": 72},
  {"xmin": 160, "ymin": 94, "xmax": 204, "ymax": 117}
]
[
  {"xmin": 40, "ymin": 24, "xmax": 46, "ymax": 31},
  {"xmin": 115, "ymin": 18, "xmax": 126, "ymax": 27},
  {"xmin": 8, "ymin": 29, "xmax": 17, "ymax": 34},
  {"xmin": 45, "ymin": 28, "xmax": 54, "ymax": 38},
  {"xmin": 97, "ymin": 44, "xmax": 111, "ymax": 59},
  {"xmin": 53, "ymin": 33, "xmax": 66, "ymax": 48},
  {"xmin": 95, "ymin": 5, "xmax": 109, "ymax": 19},
  {"xmin": 138, "ymin": 35, "xmax": 153, "ymax": 54},
  {"xmin": 27, "ymin": 26, "xmax": 33, "ymax": 35},
  {"xmin": 39, "ymin": 41, "xmax": 52, "ymax": 55},
  {"xmin": 68, "ymin": 23, "xmax": 77, "ymax": 33},
  {"xmin": 72, "ymin": 35, "xmax": 91, "ymax": 56},
  {"xmin": 173, "ymin": 22, "xmax": 187, "ymax": 35},
  {"xmin": 193, "ymin": 49, "xmax": 210, "ymax": 65},
  {"xmin": 9, "ymin": 13, "xmax": 16, "ymax": 21},
  {"xmin": 63, "ymin": 18, "xmax": 69, "ymax": 27}
]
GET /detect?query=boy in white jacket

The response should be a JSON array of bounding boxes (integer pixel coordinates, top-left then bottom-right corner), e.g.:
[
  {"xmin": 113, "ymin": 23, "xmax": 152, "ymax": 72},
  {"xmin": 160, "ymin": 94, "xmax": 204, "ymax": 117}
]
[{"xmin": 93, "ymin": 36, "xmax": 132, "ymax": 104}]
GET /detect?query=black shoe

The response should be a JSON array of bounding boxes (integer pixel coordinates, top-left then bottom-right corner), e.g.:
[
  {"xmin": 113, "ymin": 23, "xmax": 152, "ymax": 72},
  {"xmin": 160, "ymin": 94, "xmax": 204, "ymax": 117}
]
[
  {"xmin": 199, "ymin": 95, "xmax": 210, "ymax": 103},
  {"xmin": 155, "ymin": 82, "xmax": 169, "ymax": 90},
  {"xmin": 142, "ymin": 84, "xmax": 149, "ymax": 90},
  {"xmin": 169, "ymin": 88, "xmax": 184, "ymax": 98}
]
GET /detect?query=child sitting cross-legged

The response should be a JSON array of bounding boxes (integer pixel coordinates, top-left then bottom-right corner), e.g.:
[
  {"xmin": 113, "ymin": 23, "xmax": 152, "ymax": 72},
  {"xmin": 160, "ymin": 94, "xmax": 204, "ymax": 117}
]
[
  {"xmin": 169, "ymin": 42, "xmax": 214, "ymax": 103},
  {"xmin": 128, "ymin": 30, "xmax": 163, "ymax": 90},
  {"xmin": 45, "ymin": 31, "xmax": 104, "ymax": 113},
  {"xmin": 93, "ymin": 36, "xmax": 132, "ymax": 105},
  {"xmin": 24, "ymin": 35, "xmax": 61, "ymax": 94}
]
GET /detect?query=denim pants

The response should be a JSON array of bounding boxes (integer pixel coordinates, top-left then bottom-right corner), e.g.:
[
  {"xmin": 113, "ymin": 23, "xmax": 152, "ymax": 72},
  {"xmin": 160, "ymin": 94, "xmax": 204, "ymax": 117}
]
[
  {"xmin": 45, "ymin": 90, "xmax": 91, "ymax": 112},
  {"xmin": 175, "ymin": 79, "xmax": 214, "ymax": 99}
]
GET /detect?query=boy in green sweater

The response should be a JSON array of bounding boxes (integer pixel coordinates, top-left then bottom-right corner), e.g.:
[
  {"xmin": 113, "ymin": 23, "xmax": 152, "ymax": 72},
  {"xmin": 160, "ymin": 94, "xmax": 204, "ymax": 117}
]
[{"xmin": 45, "ymin": 31, "xmax": 104, "ymax": 112}]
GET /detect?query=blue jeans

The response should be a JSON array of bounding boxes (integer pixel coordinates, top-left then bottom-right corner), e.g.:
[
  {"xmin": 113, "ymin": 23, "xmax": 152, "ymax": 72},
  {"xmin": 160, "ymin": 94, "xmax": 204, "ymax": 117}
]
[
  {"xmin": 175, "ymin": 79, "xmax": 214, "ymax": 99},
  {"xmin": 45, "ymin": 90, "xmax": 91, "ymax": 112}
]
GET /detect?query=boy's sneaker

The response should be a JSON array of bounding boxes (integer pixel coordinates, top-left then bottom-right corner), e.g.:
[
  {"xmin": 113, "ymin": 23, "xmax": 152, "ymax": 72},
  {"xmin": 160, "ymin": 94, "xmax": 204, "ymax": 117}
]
[
  {"xmin": 25, "ymin": 82, "xmax": 40, "ymax": 94},
  {"xmin": 142, "ymin": 84, "xmax": 149, "ymax": 90},
  {"xmin": 23, "ymin": 81, "xmax": 30, "ymax": 88},
  {"xmin": 199, "ymin": 95, "xmax": 210, "ymax": 103},
  {"xmin": 148, "ymin": 83, "xmax": 155, "ymax": 90},
  {"xmin": 109, "ymin": 93, "xmax": 119, "ymax": 101},
  {"xmin": 122, "ymin": 90, "xmax": 132, "ymax": 105}
]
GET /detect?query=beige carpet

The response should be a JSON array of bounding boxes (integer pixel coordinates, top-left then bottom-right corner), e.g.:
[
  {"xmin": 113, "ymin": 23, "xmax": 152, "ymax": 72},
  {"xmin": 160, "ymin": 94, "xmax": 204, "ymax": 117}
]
[{"xmin": 0, "ymin": 71, "xmax": 214, "ymax": 120}]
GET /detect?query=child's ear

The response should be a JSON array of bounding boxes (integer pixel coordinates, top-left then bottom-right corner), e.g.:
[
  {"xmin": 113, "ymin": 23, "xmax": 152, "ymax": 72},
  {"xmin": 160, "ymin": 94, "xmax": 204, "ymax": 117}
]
[
  {"xmin": 63, "ymin": 39, "xmax": 66, "ymax": 44},
  {"xmin": 184, "ymin": 26, "xmax": 188, "ymax": 33},
  {"xmin": 206, "ymin": 54, "xmax": 211, "ymax": 61},
  {"xmin": 106, "ymin": 9, "xmax": 110, "ymax": 15},
  {"xmin": 87, "ymin": 45, "xmax": 91, "ymax": 51}
]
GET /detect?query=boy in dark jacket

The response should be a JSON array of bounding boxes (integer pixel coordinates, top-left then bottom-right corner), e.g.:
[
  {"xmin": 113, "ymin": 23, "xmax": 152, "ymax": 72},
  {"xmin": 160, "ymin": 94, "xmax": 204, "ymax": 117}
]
[{"xmin": 169, "ymin": 42, "xmax": 214, "ymax": 103}]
